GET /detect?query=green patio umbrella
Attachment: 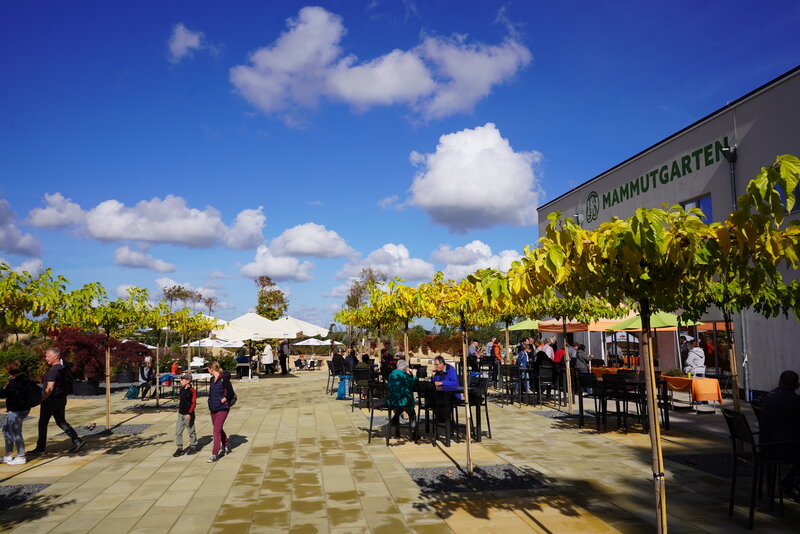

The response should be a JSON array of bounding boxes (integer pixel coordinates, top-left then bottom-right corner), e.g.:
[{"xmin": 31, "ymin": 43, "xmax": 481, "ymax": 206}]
[
  {"xmin": 507, "ymin": 318, "xmax": 540, "ymax": 331},
  {"xmin": 606, "ymin": 311, "xmax": 703, "ymax": 330}
]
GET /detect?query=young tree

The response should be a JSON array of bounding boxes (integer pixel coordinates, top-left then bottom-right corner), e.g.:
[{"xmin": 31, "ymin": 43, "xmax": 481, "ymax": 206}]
[{"xmin": 254, "ymin": 276, "xmax": 288, "ymax": 320}]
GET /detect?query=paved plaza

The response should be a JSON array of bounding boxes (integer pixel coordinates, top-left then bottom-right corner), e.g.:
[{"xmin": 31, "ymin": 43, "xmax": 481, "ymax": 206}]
[{"xmin": 1, "ymin": 370, "xmax": 798, "ymax": 533}]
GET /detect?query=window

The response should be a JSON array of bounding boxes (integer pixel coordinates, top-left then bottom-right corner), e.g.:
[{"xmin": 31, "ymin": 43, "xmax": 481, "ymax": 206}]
[{"xmin": 681, "ymin": 194, "xmax": 712, "ymax": 222}]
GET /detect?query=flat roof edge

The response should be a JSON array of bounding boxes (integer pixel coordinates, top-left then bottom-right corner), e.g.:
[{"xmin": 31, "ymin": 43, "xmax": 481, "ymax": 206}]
[{"xmin": 538, "ymin": 64, "xmax": 800, "ymax": 211}]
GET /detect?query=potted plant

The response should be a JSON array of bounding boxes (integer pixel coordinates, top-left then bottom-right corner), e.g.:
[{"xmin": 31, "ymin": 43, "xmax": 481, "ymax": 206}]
[{"xmin": 112, "ymin": 339, "xmax": 151, "ymax": 383}]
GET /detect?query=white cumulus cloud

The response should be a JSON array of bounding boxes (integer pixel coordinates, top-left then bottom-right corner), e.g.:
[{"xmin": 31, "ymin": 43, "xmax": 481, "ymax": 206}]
[
  {"xmin": 323, "ymin": 283, "xmax": 351, "ymax": 298},
  {"xmin": 224, "ymin": 207, "xmax": 266, "ymax": 249},
  {"xmin": 80, "ymin": 195, "xmax": 263, "ymax": 249},
  {"xmin": 240, "ymin": 246, "xmax": 314, "ymax": 281},
  {"xmin": 168, "ymin": 23, "xmax": 211, "ymax": 64},
  {"xmin": 269, "ymin": 222, "xmax": 355, "ymax": 258},
  {"xmin": 114, "ymin": 246, "xmax": 175, "ymax": 273},
  {"xmin": 26, "ymin": 193, "xmax": 85, "ymax": 228},
  {"xmin": 115, "ymin": 284, "xmax": 136, "ymax": 298},
  {"xmin": 0, "ymin": 198, "xmax": 41, "ymax": 257},
  {"xmin": 229, "ymin": 6, "xmax": 530, "ymax": 123},
  {"xmin": 338, "ymin": 243, "xmax": 434, "ymax": 281},
  {"xmin": 0, "ymin": 257, "xmax": 45, "ymax": 275},
  {"xmin": 431, "ymin": 240, "xmax": 521, "ymax": 280},
  {"xmin": 408, "ymin": 123, "xmax": 543, "ymax": 233}
]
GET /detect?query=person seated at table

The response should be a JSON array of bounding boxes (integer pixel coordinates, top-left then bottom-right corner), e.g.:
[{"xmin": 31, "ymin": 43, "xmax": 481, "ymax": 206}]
[
  {"xmin": 467, "ymin": 341, "xmax": 480, "ymax": 372},
  {"xmin": 345, "ymin": 349, "xmax": 358, "ymax": 374},
  {"xmin": 331, "ymin": 349, "xmax": 347, "ymax": 376},
  {"xmin": 431, "ymin": 356, "xmax": 460, "ymax": 396},
  {"xmin": 355, "ymin": 354, "xmax": 376, "ymax": 384},
  {"xmin": 235, "ymin": 352, "xmax": 250, "ymax": 379},
  {"xmin": 379, "ymin": 348, "xmax": 396, "ymax": 375},
  {"xmin": 760, "ymin": 370, "xmax": 800, "ymax": 497},
  {"xmin": 574, "ymin": 344, "xmax": 591, "ymax": 374},
  {"xmin": 294, "ymin": 355, "xmax": 306, "ymax": 370},
  {"xmin": 387, "ymin": 359, "xmax": 419, "ymax": 441},
  {"xmin": 683, "ymin": 340, "xmax": 706, "ymax": 377}
]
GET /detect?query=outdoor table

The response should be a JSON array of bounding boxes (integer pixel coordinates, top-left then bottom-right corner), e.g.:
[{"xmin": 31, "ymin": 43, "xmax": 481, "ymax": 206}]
[
  {"xmin": 590, "ymin": 367, "xmax": 635, "ymax": 379},
  {"xmin": 663, "ymin": 376, "xmax": 722, "ymax": 409}
]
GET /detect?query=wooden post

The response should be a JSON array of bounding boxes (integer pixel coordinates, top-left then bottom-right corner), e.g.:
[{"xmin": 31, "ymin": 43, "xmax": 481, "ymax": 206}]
[
  {"xmin": 562, "ymin": 318, "xmax": 574, "ymax": 415},
  {"xmin": 640, "ymin": 299, "xmax": 668, "ymax": 533},
  {"xmin": 105, "ymin": 344, "xmax": 111, "ymax": 431},
  {"xmin": 460, "ymin": 314, "xmax": 473, "ymax": 476}
]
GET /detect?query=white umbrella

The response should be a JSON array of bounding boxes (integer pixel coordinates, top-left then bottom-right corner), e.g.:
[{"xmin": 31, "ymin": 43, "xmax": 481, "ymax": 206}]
[
  {"xmin": 212, "ymin": 312, "xmax": 301, "ymax": 342},
  {"xmin": 678, "ymin": 332, "xmax": 695, "ymax": 341},
  {"xmin": 272, "ymin": 316, "xmax": 329, "ymax": 338},
  {"xmin": 121, "ymin": 339, "xmax": 157, "ymax": 350},
  {"xmin": 292, "ymin": 338, "xmax": 343, "ymax": 346},
  {"xmin": 181, "ymin": 338, "xmax": 243, "ymax": 348}
]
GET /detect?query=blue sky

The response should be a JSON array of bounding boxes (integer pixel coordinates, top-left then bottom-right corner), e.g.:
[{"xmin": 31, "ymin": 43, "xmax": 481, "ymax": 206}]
[{"xmin": 2, "ymin": 1, "xmax": 799, "ymax": 327}]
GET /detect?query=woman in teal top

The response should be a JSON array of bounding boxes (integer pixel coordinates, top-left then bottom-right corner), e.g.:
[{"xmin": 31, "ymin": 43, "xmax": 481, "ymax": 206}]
[{"xmin": 387, "ymin": 359, "xmax": 419, "ymax": 441}]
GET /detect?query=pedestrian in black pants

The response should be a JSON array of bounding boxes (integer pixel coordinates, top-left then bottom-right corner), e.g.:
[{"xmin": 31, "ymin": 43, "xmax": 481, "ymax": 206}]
[
  {"xmin": 30, "ymin": 348, "xmax": 84, "ymax": 454},
  {"xmin": 278, "ymin": 339, "xmax": 290, "ymax": 375}
]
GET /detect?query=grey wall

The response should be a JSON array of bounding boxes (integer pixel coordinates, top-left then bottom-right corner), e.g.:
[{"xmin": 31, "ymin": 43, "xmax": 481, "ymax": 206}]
[{"xmin": 537, "ymin": 69, "xmax": 800, "ymax": 393}]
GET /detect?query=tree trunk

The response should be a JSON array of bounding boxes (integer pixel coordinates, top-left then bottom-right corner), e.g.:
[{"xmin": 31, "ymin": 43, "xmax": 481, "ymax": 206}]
[
  {"xmin": 503, "ymin": 321, "xmax": 510, "ymax": 360},
  {"xmin": 105, "ymin": 340, "xmax": 112, "ymax": 431},
  {"xmin": 562, "ymin": 318, "xmax": 574, "ymax": 415},
  {"xmin": 640, "ymin": 299, "xmax": 668, "ymax": 533},
  {"xmin": 723, "ymin": 310, "xmax": 741, "ymax": 412},
  {"xmin": 460, "ymin": 313, "xmax": 473, "ymax": 476}
]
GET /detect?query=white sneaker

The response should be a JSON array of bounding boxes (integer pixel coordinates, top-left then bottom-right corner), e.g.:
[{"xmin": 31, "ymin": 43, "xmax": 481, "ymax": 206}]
[
  {"xmin": 1, "ymin": 455, "xmax": 12, "ymax": 463},
  {"xmin": 7, "ymin": 456, "xmax": 26, "ymax": 465}
]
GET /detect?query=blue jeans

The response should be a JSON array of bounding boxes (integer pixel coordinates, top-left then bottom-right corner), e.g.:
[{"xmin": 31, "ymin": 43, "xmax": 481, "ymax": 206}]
[{"xmin": 4, "ymin": 410, "xmax": 29, "ymax": 456}]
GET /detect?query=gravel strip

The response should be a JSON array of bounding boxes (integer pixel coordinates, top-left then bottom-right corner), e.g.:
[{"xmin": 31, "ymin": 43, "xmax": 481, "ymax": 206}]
[
  {"xmin": 0, "ymin": 484, "xmax": 49, "ymax": 512},
  {"xmin": 57, "ymin": 424, "xmax": 151, "ymax": 437},
  {"xmin": 407, "ymin": 464, "xmax": 546, "ymax": 495},
  {"xmin": 530, "ymin": 409, "xmax": 585, "ymax": 419}
]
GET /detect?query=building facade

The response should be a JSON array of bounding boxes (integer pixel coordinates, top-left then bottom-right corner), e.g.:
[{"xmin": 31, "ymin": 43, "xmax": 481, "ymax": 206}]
[{"xmin": 537, "ymin": 66, "xmax": 800, "ymax": 395}]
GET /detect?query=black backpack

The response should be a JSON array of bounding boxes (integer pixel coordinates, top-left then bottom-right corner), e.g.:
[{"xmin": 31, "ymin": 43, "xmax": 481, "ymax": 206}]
[
  {"xmin": 24, "ymin": 377, "xmax": 43, "ymax": 409},
  {"xmin": 61, "ymin": 362, "xmax": 75, "ymax": 395},
  {"xmin": 227, "ymin": 381, "xmax": 237, "ymax": 407}
]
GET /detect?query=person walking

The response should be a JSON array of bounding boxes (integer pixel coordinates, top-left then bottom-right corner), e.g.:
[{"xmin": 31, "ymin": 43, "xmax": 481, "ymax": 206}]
[
  {"xmin": 278, "ymin": 339, "xmax": 290, "ymax": 375},
  {"xmin": 207, "ymin": 361, "xmax": 234, "ymax": 462},
  {"xmin": 30, "ymin": 348, "xmax": 84, "ymax": 455},
  {"xmin": 173, "ymin": 372, "xmax": 198, "ymax": 457},
  {"xmin": 1, "ymin": 360, "xmax": 38, "ymax": 465},
  {"xmin": 260, "ymin": 343, "xmax": 274, "ymax": 374}
]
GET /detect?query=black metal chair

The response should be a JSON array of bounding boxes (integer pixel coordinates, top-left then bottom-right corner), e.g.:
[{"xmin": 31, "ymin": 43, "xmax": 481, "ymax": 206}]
[
  {"xmin": 577, "ymin": 373, "xmax": 605, "ymax": 430},
  {"xmin": 351, "ymin": 367, "xmax": 374, "ymax": 412},
  {"xmin": 475, "ymin": 377, "xmax": 492, "ymax": 440},
  {"xmin": 602, "ymin": 374, "xmax": 634, "ymax": 430},
  {"xmin": 325, "ymin": 365, "xmax": 336, "ymax": 395},
  {"xmin": 367, "ymin": 382, "xmax": 388, "ymax": 444},
  {"xmin": 721, "ymin": 408, "xmax": 795, "ymax": 529},
  {"xmin": 533, "ymin": 363, "xmax": 557, "ymax": 407}
]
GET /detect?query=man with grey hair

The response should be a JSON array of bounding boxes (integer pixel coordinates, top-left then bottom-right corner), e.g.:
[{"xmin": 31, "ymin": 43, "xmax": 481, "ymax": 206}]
[
  {"xmin": 387, "ymin": 359, "xmax": 419, "ymax": 441},
  {"xmin": 30, "ymin": 348, "xmax": 84, "ymax": 455}
]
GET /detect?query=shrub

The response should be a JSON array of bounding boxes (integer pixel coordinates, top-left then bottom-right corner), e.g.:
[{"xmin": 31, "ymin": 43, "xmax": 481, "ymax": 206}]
[
  {"xmin": 51, "ymin": 328, "xmax": 151, "ymax": 380},
  {"xmin": 0, "ymin": 343, "xmax": 46, "ymax": 388}
]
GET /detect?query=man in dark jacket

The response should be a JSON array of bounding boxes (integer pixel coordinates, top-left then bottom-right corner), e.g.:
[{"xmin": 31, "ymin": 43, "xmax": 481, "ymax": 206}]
[
  {"xmin": 30, "ymin": 348, "xmax": 84, "ymax": 455},
  {"xmin": 760, "ymin": 370, "xmax": 800, "ymax": 492},
  {"xmin": 173, "ymin": 372, "xmax": 198, "ymax": 457},
  {"xmin": 278, "ymin": 339, "xmax": 290, "ymax": 375},
  {"xmin": 331, "ymin": 349, "xmax": 347, "ymax": 375}
]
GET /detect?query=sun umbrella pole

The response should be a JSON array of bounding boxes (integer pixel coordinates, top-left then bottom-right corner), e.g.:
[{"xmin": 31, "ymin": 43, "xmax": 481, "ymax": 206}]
[
  {"xmin": 640, "ymin": 299, "xmax": 668, "ymax": 533},
  {"xmin": 562, "ymin": 318, "xmax": 574, "ymax": 414}
]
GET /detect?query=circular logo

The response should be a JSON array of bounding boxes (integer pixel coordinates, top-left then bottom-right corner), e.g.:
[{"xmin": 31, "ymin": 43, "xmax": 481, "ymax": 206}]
[{"xmin": 586, "ymin": 191, "xmax": 599, "ymax": 223}]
